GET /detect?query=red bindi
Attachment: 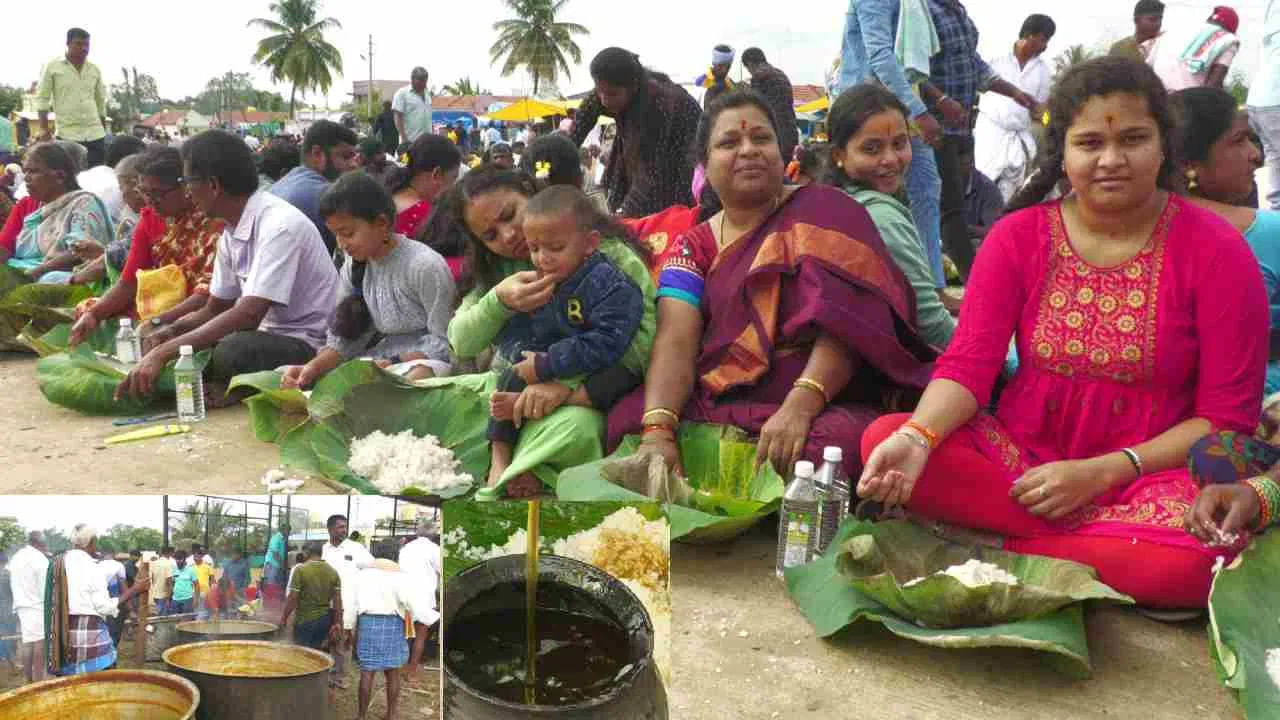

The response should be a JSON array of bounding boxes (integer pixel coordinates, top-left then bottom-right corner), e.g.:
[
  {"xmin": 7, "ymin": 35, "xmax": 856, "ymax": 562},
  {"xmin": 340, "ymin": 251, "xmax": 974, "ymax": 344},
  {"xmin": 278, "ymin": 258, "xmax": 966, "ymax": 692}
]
[{"xmin": 740, "ymin": 120, "xmax": 748, "ymax": 132}]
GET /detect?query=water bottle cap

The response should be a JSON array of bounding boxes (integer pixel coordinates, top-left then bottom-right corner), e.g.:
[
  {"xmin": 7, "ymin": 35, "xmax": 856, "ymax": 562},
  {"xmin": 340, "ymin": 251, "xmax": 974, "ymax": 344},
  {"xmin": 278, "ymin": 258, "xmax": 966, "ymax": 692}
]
[
  {"xmin": 823, "ymin": 446, "xmax": 843, "ymax": 462},
  {"xmin": 120, "ymin": 318, "xmax": 132, "ymax": 328},
  {"xmin": 179, "ymin": 344, "xmax": 194, "ymax": 355},
  {"xmin": 794, "ymin": 461, "xmax": 815, "ymax": 477}
]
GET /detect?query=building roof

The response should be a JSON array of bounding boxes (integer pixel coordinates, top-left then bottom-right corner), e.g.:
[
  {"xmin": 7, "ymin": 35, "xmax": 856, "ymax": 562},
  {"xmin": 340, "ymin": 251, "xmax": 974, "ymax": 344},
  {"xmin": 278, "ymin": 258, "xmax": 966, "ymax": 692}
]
[
  {"xmin": 140, "ymin": 110, "xmax": 188, "ymax": 128},
  {"xmin": 351, "ymin": 80, "xmax": 406, "ymax": 102},
  {"xmin": 792, "ymin": 84, "xmax": 825, "ymax": 105},
  {"xmin": 215, "ymin": 110, "xmax": 289, "ymax": 126},
  {"xmin": 432, "ymin": 94, "xmax": 524, "ymax": 115}
]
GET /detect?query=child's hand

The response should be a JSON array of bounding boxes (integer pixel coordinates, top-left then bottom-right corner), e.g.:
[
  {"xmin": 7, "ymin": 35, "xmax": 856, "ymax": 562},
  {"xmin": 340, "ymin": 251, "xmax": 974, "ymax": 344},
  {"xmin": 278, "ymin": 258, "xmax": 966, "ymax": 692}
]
[{"xmin": 513, "ymin": 351, "xmax": 542, "ymax": 384}]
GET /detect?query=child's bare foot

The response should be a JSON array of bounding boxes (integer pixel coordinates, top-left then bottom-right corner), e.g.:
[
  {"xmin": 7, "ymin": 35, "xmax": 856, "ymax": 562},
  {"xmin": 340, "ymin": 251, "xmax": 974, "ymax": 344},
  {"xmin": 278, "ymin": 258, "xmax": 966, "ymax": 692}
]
[
  {"xmin": 506, "ymin": 473, "xmax": 542, "ymax": 498},
  {"xmin": 404, "ymin": 366, "xmax": 434, "ymax": 381},
  {"xmin": 490, "ymin": 392, "xmax": 519, "ymax": 421},
  {"xmin": 488, "ymin": 441, "xmax": 513, "ymax": 488}
]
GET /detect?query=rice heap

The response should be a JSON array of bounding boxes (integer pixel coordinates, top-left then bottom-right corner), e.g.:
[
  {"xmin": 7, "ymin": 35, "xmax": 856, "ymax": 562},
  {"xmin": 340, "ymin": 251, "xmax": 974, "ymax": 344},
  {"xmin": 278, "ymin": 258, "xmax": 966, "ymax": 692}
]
[
  {"xmin": 347, "ymin": 429, "xmax": 473, "ymax": 494},
  {"xmin": 1268, "ymin": 647, "xmax": 1280, "ymax": 690},
  {"xmin": 904, "ymin": 558, "xmax": 1020, "ymax": 588}
]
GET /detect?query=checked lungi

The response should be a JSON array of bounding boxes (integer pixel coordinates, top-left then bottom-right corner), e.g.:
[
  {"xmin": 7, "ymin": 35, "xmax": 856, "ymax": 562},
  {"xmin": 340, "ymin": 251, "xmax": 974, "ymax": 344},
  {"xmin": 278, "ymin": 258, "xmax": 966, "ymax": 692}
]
[
  {"xmin": 356, "ymin": 614, "xmax": 409, "ymax": 671},
  {"xmin": 59, "ymin": 615, "xmax": 116, "ymax": 675}
]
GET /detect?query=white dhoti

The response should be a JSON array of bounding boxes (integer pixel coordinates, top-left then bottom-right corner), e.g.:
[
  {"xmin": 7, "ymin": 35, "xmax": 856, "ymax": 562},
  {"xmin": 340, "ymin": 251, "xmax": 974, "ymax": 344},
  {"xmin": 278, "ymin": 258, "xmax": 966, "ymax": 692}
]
[
  {"xmin": 974, "ymin": 112, "xmax": 1036, "ymax": 203},
  {"xmin": 16, "ymin": 606, "xmax": 44, "ymax": 643}
]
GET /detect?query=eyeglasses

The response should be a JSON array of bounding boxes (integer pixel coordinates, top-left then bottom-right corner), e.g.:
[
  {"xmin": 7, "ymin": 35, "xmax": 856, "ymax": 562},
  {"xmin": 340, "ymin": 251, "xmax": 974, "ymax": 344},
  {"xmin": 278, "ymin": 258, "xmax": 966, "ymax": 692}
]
[
  {"xmin": 177, "ymin": 176, "xmax": 209, "ymax": 186},
  {"xmin": 139, "ymin": 184, "xmax": 182, "ymax": 202}
]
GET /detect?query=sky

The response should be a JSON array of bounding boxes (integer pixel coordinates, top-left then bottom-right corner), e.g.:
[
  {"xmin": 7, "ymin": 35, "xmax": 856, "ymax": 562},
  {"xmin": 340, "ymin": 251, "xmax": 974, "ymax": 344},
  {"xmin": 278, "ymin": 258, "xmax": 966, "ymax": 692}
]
[
  {"xmin": 0, "ymin": 0, "xmax": 1267, "ymax": 111},
  {"xmin": 1, "ymin": 494, "xmax": 408, "ymax": 536}
]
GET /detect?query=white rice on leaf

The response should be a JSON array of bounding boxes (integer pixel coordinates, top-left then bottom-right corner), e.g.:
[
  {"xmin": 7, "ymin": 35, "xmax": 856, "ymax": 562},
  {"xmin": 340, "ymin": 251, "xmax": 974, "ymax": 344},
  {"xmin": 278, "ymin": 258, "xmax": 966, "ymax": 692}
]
[{"xmin": 348, "ymin": 429, "xmax": 473, "ymax": 495}]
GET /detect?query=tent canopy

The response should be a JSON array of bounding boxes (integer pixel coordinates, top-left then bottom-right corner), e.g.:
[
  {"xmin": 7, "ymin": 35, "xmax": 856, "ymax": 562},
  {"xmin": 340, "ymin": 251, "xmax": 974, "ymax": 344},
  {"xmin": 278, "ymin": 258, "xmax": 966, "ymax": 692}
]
[
  {"xmin": 488, "ymin": 98, "xmax": 568, "ymax": 123},
  {"xmin": 795, "ymin": 96, "xmax": 830, "ymax": 114}
]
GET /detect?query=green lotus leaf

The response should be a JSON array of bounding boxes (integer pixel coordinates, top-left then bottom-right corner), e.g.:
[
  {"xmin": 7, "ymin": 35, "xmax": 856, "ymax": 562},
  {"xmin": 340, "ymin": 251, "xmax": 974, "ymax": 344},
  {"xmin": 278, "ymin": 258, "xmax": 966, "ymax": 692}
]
[
  {"xmin": 556, "ymin": 423, "xmax": 784, "ymax": 543},
  {"xmin": 1207, "ymin": 529, "xmax": 1280, "ymax": 717},
  {"xmin": 785, "ymin": 519, "xmax": 1122, "ymax": 679}
]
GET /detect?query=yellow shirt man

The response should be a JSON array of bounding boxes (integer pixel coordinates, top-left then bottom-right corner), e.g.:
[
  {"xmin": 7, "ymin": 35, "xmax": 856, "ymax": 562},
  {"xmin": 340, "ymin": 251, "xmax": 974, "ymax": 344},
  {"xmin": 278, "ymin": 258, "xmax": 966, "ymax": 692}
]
[
  {"xmin": 35, "ymin": 56, "xmax": 107, "ymax": 142},
  {"xmin": 195, "ymin": 560, "xmax": 214, "ymax": 595}
]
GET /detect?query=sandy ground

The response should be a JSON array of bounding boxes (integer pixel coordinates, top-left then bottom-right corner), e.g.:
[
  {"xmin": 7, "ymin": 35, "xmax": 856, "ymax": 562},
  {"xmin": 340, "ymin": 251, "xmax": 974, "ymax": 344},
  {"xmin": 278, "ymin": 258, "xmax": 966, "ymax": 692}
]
[
  {"xmin": 666, "ymin": 525, "xmax": 1244, "ymax": 720},
  {"xmin": 0, "ymin": 624, "xmax": 440, "ymax": 719},
  {"xmin": 0, "ymin": 353, "xmax": 331, "ymax": 494}
]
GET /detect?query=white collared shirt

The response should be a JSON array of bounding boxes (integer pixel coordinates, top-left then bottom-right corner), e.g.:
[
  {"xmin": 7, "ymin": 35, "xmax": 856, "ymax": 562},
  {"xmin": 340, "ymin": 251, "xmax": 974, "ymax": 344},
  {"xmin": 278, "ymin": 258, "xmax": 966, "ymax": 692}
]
[
  {"xmin": 345, "ymin": 565, "xmax": 438, "ymax": 630},
  {"xmin": 323, "ymin": 538, "xmax": 375, "ymax": 630},
  {"xmin": 65, "ymin": 548, "xmax": 118, "ymax": 619},
  {"xmin": 209, "ymin": 190, "xmax": 339, "ymax": 349},
  {"xmin": 9, "ymin": 545, "xmax": 49, "ymax": 613},
  {"xmin": 397, "ymin": 537, "xmax": 440, "ymax": 601}
]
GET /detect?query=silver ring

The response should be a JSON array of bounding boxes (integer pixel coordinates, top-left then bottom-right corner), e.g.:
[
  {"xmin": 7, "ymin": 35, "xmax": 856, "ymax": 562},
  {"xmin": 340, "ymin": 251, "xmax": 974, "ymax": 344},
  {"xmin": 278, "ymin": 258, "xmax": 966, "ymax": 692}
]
[{"xmin": 1039, "ymin": 486, "xmax": 1048, "ymax": 499}]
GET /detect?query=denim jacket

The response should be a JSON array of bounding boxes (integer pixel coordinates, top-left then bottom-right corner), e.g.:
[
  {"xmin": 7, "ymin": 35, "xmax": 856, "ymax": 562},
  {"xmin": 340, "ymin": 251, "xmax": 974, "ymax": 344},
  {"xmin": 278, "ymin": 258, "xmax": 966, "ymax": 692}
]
[{"xmin": 838, "ymin": 0, "xmax": 929, "ymax": 118}]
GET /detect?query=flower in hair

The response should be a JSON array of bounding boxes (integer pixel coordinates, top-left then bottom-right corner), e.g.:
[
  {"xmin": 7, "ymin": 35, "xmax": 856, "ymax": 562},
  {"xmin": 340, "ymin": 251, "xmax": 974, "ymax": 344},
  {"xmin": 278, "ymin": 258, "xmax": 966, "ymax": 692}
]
[{"xmin": 535, "ymin": 161, "xmax": 552, "ymax": 180}]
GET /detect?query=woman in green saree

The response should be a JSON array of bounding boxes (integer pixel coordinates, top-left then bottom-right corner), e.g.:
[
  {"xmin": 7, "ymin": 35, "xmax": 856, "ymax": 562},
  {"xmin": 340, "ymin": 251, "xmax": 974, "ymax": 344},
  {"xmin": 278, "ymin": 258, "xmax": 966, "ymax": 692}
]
[{"xmin": 445, "ymin": 166, "xmax": 657, "ymax": 498}]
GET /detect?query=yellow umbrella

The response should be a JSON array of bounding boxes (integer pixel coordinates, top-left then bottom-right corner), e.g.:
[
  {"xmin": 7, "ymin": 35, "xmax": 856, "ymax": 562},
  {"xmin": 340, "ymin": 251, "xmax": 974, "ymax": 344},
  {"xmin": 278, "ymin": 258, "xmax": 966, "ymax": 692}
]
[
  {"xmin": 795, "ymin": 96, "xmax": 830, "ymax": 114},
  {"xmin": 487, "ymin": 98, "xmax": 569, "ymax": 123}
]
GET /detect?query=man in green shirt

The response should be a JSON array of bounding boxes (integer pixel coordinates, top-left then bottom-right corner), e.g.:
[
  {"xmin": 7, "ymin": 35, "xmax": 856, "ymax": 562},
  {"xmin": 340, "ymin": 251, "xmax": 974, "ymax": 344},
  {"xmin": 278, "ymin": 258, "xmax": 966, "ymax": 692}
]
[
  {"xmin": 35, "ymin": 27, "xmax": 108, "ymax": 167},
  {"xmin": 1108, "ymin": 0, "xmax": 1164, "ymax": 62},
  {"xmin": 278, "ymin": 545, "xmax": 342, "ymax": 654}
]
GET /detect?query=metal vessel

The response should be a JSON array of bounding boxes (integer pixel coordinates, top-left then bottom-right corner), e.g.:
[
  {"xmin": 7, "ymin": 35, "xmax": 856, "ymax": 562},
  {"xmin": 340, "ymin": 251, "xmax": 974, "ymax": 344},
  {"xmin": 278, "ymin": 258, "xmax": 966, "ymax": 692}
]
[
  {"xmin": 443, "ymin": 554, "xmax": 668, "ymax": 719},
  {"xmin": 162, "ymin": 640, "xmax": 334, "ymax": 720},
  {"xmin": 0, "ymin": 669, "xmax": 199, "ymax": 720},
  {"xmin": 175, "ymin": 620, "xmax": 279, "ymax": 644}
]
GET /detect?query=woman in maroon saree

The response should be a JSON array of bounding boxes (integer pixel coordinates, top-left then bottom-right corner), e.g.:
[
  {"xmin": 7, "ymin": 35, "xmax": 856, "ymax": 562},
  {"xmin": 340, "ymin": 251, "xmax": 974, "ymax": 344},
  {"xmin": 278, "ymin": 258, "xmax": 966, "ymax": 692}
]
[{"xmin": 611, "ymin": 91, "xmax": 934, "ymax": 477}]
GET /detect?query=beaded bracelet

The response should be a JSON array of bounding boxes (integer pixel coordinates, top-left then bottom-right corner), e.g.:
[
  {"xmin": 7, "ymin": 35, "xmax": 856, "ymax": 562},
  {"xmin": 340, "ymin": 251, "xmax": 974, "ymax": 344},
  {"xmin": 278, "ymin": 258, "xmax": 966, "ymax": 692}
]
[
  {"xmin": 1243, "ymin": 476, "xmax": 1280, "ymax": 530},
  {"xmin": 901, "ymin": 420, "xmax": 938, "ymax": 450}
]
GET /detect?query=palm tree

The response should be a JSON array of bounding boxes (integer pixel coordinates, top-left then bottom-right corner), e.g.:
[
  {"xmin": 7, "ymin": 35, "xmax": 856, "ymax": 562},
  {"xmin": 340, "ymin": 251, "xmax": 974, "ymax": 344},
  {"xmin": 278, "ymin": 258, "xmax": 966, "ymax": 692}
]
[
  {"xmin": 490, "ymin": 0, "xmax": 588, "ymax": 96},
  {"xmin": 443, "ymin": 77, "xmax": 492, "ymax": 96},
  {"xmin": 1052, "ymin": 44, "xmax": 1095, "ymax": 83},
  {"xmin": 248, "ymin": 0, "xmax": 344, "ymax": 118}
]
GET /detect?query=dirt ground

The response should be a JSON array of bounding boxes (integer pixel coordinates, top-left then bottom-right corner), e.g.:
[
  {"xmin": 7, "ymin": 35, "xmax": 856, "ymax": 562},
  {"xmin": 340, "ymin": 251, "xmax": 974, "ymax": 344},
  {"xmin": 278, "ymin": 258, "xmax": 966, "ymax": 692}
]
[
  {"xmin": 666, "ymin": 525, "xmax": 1244, "ymax": 720},
  {"xmin": 0, "ymin": 353, "xmax": 332, "ymax": 494},
  {"xmin": 0, "ymin": 625, "xmax": 440, "ymax": 719}
]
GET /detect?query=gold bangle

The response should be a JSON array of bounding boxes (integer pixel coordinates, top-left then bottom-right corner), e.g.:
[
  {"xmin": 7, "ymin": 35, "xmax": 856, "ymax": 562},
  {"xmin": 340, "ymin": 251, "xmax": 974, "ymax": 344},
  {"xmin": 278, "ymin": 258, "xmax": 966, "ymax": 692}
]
[
  {"xmin": 642, "ymin": 407, "xmax": 680, "ymax": 426},
  {"xmin": 793, "ymin": 377, "xmax": 828, "ymax": 402}
]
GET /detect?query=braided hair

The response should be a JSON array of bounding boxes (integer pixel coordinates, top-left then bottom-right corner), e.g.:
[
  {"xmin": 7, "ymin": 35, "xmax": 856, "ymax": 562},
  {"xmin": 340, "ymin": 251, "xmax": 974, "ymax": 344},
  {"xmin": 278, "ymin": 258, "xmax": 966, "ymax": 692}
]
[{"xmin": 1005, "ymin": 56, "xmax": 1178, "ymax": 214}]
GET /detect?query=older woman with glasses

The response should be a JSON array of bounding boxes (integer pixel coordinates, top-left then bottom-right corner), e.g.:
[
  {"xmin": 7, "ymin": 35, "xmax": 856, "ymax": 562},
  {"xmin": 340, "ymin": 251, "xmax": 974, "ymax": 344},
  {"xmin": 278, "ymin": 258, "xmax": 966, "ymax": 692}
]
[{"xmin": 69, "ymin": 145, "xmax": 224, "ymax": 346}]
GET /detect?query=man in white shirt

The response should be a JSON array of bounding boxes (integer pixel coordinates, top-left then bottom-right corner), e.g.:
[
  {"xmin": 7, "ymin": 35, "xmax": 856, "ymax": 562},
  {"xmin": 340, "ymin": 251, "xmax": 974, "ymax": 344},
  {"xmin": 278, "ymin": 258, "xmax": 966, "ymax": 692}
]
[
  {"xmin": 9, "ymin": 532, "xmax": 49, "ymax": 684},
  {"xmin": 392, "ymin": 67, "xmax": 433, "ymax": 150},
  {"xmin": 397, "ymin": 516, "xmax": 440, "ymax": 606},
  {"xmin": 974, "ymin": 14, "xmax": 1055, "ymax": 203},
  {"xmin": 119, "ymin": 128, "xmax": 339, "ymax": 404},
  {"xmin": 323, "ymin": 514, "xmax": 374, "ymax": 686},
  {"xmin": 98, "ymin": 552, "xmax": 127, "ymax": 647},
  {"xmin": 349, "ymin": 554, "xmax": 436, "ymax": 720},
  {"xmin": 76, "ymin": 135, "xmax": 146, "ymax": 224},
  {"xmin": 54, "ymin": 525, "xmax": 149, "ymax": 675},
  {"xmin": 1248, "ymin": 0, "xmax": 1280, "ymax": 212}
]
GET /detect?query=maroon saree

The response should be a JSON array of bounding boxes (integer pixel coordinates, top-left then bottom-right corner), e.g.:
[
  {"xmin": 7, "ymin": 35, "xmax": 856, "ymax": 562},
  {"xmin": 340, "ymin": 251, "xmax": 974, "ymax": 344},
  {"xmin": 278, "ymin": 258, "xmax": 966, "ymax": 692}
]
[{"xmin": 608, "ymin": 184, "xmax": 936, "ymax": 475}]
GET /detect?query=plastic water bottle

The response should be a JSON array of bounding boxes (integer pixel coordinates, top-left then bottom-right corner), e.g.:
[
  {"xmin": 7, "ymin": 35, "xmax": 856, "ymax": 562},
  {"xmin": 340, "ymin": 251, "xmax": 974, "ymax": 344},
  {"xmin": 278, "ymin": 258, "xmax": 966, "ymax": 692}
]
[
  {"xmin": 815, "ymin": 446, "xmax": 852, "ymax": 555},
  {"xmin": 115, "ymin": 318, "xmax": 141, "ymax": 364},
  {"xmin": 174, "ymin": 345, "xmax": 205, "ymax": 422},
  {"xmin": 775, "ymin": 461, "xmax": 820, "ymax": 578}
]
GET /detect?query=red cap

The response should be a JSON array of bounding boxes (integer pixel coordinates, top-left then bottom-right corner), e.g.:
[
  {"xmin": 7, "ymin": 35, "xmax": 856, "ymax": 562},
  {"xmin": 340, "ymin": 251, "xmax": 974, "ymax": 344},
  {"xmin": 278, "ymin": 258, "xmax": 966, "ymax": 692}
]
[{"xmin": 1211, "ymin": 6, "xmax": 1240, "ymax": 34}]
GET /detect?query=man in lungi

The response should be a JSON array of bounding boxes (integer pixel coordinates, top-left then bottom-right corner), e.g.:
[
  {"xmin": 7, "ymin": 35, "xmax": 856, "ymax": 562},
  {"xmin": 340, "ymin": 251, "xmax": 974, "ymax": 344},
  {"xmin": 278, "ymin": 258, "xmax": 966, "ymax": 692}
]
[
  {"xmin": 46, "ymin": 525, "xmax": 149, "ymax": 676},
  {"xmin": 348, "ymin": 552, "xmax": 437, "ymax": 720}
]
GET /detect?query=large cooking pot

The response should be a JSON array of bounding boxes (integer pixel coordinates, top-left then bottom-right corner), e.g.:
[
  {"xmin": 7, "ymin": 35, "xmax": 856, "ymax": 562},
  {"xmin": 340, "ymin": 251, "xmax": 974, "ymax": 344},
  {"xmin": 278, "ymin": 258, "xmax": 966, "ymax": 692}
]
[
  {"xmin": 443, "ymin": 553, "xmax": 667, "ymax": 719},
  {"xmin": 162, "ymin": 640, "xmax": 333, "ymax": 720},
  {"xmin": 175, "ymin": 620, "xmax": 279, "ymax": 644},
  {"xmin": 0, "ymin": 669, "xmax": 199, "ymax": 720}
]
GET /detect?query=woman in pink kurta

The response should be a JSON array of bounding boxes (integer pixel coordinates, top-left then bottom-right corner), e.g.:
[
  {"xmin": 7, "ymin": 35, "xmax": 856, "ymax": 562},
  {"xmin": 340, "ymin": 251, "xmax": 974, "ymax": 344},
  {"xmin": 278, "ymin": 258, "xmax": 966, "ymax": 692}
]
[{"xmin": 857, "ymin": 57, "xmax": 1268, "ymax": 608}]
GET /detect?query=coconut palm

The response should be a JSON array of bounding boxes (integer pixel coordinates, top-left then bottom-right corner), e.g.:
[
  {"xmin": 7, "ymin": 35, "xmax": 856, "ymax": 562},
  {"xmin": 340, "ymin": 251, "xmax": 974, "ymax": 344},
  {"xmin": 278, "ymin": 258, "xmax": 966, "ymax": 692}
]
[
  {"xmin": 443, "ymin": 77, "xmax": 492, "ymax": 96},
  {"xmin": 489, "ymin": 0, "xmax": 588, "ymax": 95},
  {"xmin": 248, "ymin": 0, "xmax": 344, "ymax": 118},
  {"xmin": 1052, "ymin": 44, "xmax": 1095, "ymax": 82}
]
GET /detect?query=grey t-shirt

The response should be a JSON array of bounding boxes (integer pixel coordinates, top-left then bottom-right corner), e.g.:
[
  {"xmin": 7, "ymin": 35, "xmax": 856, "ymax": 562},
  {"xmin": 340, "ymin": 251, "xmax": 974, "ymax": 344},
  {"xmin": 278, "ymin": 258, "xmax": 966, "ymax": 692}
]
[{"xmin": 326, "ymin": 237, "xmax": 455, "ymax": 373}]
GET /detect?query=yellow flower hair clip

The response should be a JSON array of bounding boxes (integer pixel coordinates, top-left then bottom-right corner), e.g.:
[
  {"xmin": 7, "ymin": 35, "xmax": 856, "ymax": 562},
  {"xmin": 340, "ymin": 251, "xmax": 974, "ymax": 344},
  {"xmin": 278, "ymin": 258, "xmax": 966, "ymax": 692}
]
[
  {"xmin": 400, "ymin": 153, "xmax": 411, "ymax": 165},
  {"xmin": 535, "ymin": 161, "xmax": 552, "ymax": 180},
  {"xmin": 1041, "ymin": 110, "xmax": 1050, "ymax": 127}
]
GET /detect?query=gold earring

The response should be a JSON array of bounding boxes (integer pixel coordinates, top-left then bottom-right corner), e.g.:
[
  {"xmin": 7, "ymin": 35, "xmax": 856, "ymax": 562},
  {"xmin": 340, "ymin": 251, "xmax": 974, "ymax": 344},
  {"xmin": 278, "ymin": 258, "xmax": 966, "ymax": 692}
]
[
  {"xmin": 836, "ymin": 160, "xmax": 843, "ymax": 169},
  {"xmin": 1186, "ymin": 168, "xmax": 1198, "ymax": 190}
]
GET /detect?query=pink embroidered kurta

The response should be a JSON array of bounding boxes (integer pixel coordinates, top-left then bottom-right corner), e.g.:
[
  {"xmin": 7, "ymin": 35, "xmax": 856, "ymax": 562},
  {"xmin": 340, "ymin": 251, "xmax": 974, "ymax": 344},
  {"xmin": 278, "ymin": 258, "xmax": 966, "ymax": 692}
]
[{"xmin": 934, "ymin": 195, "xmax": 1268, "ymax": 555}]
